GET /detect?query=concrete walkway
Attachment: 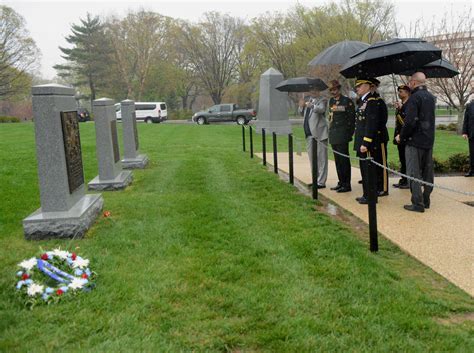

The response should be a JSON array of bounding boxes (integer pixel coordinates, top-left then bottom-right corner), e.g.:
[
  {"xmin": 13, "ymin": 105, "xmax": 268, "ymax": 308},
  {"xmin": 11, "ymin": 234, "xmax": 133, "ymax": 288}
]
[{"xmin": 256, "ymin": 152, "xmax": 474, "ymax": 297}]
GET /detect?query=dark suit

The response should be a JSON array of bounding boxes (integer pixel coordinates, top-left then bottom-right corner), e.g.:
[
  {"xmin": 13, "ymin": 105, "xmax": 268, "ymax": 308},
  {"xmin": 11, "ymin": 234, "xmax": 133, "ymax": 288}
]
[
  {"xmin": 328, "ymin": 95, "xmax": 355, "ymax": 188},
  {"xmin": 394, "ymin": 102, "xmax": 408, "ymax": 184},
  {"xmin": 370, "ymin": 92, "xmax": 389, "ymax": 194},
  {"xmin": 462, "ymin": 101, "xmax": 474, "ymax": 173}
]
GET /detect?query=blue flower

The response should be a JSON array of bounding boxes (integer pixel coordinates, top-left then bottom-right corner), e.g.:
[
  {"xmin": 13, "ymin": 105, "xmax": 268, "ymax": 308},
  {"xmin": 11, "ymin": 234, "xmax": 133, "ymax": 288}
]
[
  {"xmin": 66, "ymin": 258, "xmax": 73, "ymax": 265},
  {"xmin": 74, "ymin": 269, "xmax": 83, "ymax": 276},
  {"xmin": 16, "ymin": 271, "xmax": 23, "ymax": 277},
  {"xmin": 60, "ymin": 286, "xmax": 69, "ymax": 292},
  {"xmin": 42, "ymin": 293, "xmax": 49, "ymax": 301},
  {"xmin": 25, "ymin": 279, "xmax": 33, "ymax": 285},
  {"xmin": 85, "ymin": 268, "xmax": 91, "ymax": 276},
  {"xmin": 45, "ymin": 287, "xmax": 54, "ymax": 294},
  {"xmin": 16, "ymin": 281, "xmax": 25, "ymax": 289}
]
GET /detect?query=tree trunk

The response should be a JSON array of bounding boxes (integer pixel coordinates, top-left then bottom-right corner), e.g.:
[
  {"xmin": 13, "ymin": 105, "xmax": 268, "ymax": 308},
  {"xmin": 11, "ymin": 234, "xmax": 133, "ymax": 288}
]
[{"xmin": 457, "ymin": 109, "xmax": 465, "ymax": 135}]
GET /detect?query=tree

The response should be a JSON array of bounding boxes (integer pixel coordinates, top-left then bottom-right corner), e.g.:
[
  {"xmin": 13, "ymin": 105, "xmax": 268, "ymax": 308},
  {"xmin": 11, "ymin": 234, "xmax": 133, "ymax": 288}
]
[
  {"xmin": 54, "ymin": 14, "xmax": 111, "ymax": 103},
  {"xmin": 424, "ymin": 10, "xmax": 473, "ymax": 133},
  {"xmin": 105, "ymin": 10, "xmax": 171, "ymax": 101},
  {"xmin": 177, "ymin": 12, "xmax": 244, "ymax": 104},
  {"xmin": 0, "ymin": 5, "xmax": 38, "ymax": 99}
]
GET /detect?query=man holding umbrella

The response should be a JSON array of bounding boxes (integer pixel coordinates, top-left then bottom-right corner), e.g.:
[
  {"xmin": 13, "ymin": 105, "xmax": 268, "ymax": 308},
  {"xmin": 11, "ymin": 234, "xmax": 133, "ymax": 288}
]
[
  {"xmin": 393, "ymin": 85, "xmax": 411, "ymax": 188},
  {"xmin": 328, "ymin": 80, "xmax": 355, "ymax": 192},
  {"xmin": 303, "ymin": 88, "xmax": 328, "ymax": 189},
  {"xmin": 398, "ymin": 72, "xmax": 436, "ymax": 212}
]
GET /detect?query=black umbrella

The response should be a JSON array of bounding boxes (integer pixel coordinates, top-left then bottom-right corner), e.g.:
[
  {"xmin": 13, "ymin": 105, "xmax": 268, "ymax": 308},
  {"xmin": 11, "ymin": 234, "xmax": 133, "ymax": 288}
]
[
  {"xmin": 308, "ymin": 40, "xmax": 370, "ymax": 66},
  {"xmin": 340, "ymin": 38, "xmax": 442, "ymax": 78},
  {"xmin": 399, "ymin": 58, "xmax": 459, "ymax": 78},
  {"xmin": 275, "ymin": 77, "xmax": 328, "ymax": 92}
]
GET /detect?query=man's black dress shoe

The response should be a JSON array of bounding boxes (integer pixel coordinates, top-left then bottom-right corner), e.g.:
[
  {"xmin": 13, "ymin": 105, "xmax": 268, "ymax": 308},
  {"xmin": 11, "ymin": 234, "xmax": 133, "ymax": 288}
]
[
  {"xmin": 337, "ymin": 187, "xmax": 352, "ymax": 193},
  {"xmin": 465, "ymin": 172, "xmax": 474, "ymax": 177},
  {"xmin": 316, "ymin": 184, "xmax": 326, "ymax": 189},
  {"xmin": 398, "ymin": 184, "xmax": 409, "ymax": 189},
  {"xmin": 330, "ymin": 185, "xmax": 342, "ymax": 191},
  {"xmin": 356, "ymin": 196, "xmax": 377, "ymax": 204},
  {"xmin": 377, "ymin": 191, "xmax": 389, "ymax": 197},
  {"xmin": 403, "ymin": 204, "xmax": 424, "ymax": 213},
  {"xmin": 358, "ymin": 180, "xmax": 363, "ymax": 184}
]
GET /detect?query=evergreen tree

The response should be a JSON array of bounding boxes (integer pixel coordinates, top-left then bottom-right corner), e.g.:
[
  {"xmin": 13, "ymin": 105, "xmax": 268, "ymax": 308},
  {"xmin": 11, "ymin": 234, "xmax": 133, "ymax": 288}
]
[{"xmin": 54, "ymin": 14, "xmax": 110, "ymax": 102}]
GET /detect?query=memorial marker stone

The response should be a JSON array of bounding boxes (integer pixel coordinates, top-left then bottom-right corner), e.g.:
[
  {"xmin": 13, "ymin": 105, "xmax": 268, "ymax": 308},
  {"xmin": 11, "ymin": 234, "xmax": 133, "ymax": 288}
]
[
  {"xmin": 88, "ymin": 98, "xmax": 133, "ymax": 191},
  {"xmin": 256, "ymin": 68, "xmax": 292, "ymax": 135},
  {"xmin": 120, "ymin": 100, "xmax": 149, "ymax": 169},
  {"xmin": 23, "ymin": 84, "xmax": 103, "ymax": 240}
]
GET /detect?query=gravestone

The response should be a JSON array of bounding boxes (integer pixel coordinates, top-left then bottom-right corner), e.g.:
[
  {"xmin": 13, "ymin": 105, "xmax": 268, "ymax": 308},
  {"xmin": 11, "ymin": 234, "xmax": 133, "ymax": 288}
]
[
  {"xmin": 256, "ymin": 68, "xmax": 292, "ymax": 135},
  {"xmin": 23, "ymin": 84, "xmax": 104, "ymax": 240},
  {"xmin": 120, "ymin": 100, "xmax": 149, "ymax": 169},
  {"xmin": 88, "ymin": 98, "xmax": 133, "ymax": 190}
]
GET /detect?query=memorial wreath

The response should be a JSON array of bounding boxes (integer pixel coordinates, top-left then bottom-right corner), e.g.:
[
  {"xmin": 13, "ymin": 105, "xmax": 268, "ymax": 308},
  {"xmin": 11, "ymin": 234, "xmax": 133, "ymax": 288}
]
[{"xmin": 15, "ymin": 248, "xmax": 96, "ymax": 307}]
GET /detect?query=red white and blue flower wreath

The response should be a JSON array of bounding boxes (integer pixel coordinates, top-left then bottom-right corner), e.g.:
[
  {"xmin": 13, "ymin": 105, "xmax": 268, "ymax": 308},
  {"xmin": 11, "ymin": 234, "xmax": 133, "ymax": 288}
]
[{"xmin": 16, "ymin": 248, "xmax": 96, "ymax": 307}]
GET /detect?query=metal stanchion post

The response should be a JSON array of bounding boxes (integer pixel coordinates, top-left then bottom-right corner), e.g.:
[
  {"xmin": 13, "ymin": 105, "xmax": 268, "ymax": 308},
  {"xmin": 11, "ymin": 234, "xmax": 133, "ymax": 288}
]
[
  {"xmin": 288, "ymin": 134, "xmax": 294, "ymax": 185},
  {"xmin": 366, "ymin": 157, "xmax": 379, "ymax": 252},
  {"xmin": 312, "ymin": 137, "xmax": 318, "ymax": 200},
  {"xmin": 249, "ymin": 126, "xmax": 253, "ymax": 159},
  {"xmin": 242, "ymin": 125, "xmax": 246, "ymax": 152},
  {"xmin": 273, "ymin": 132, "xmax": 278, "ymax": 174},
  {"xmin": 262, "ymin": 128, "xmax": 266, "ymax": 166}
]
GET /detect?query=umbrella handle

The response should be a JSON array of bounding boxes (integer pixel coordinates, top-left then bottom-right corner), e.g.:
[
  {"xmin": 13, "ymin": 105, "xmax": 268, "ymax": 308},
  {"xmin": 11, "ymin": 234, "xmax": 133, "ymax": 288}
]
[{"xmin": 391, "ymin": 74, "xmax": 398, "ymax": 105}]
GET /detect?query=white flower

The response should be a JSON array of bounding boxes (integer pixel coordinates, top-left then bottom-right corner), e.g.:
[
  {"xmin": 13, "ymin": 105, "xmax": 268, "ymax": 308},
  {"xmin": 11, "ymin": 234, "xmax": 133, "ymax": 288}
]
[
  {"xmin": 27, "ymin": 283, "xmax": 44, "ymax": 296},
  {"xmin": 18, "ymin": 257, "xmax": 37, "ymax": 271},
  {"xmin": 68, "ymin": 278, "xmax": 88, "ymax": 290},
  {"xmin": 72, "ymin": 257, "xmax": 89, "ymax": 269},
  {"xmin": 52, "ymin": 248, "xmax": 69, "ymax": 259}
]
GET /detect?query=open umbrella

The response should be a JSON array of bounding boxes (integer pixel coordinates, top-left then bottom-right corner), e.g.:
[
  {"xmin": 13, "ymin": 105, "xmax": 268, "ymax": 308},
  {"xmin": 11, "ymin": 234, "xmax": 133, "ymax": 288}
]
[
  {"xmin": 340, "ymin": 38, "xmax": 442, "ymax": 78},
  {"xmin": 399, "ymin": 58, "xmax": 459, "ymax": 78},
  {"xmin": 275, "ymin": 77, "xmax": 328, "ymax": 92},
  {"xmin": 308, "ymin": 40, "xmax": 370, "ymax": 66}
]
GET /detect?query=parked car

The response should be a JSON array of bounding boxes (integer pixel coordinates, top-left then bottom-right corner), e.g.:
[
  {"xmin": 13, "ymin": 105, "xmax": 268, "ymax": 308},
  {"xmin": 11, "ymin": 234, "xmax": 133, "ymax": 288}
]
[
  {"xmin": 115, "ymin": 102, "xmax": 167, "ymax": 123},
  {"xmin": 77, "ymin": 108, "xmax": 91, "ymax": 122},
  {"xmin": 192, "ymin": 104, "xmax": 257, "ymax": 125}
]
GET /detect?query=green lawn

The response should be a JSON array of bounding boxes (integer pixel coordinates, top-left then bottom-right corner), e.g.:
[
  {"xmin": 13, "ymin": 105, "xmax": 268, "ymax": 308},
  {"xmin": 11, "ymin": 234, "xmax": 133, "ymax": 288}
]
[
  {"xmin": 0, "ymin": 123, "xmax": 473, "ymax": 352},
  {"xmin": 246, "ymin": 125, "xmax": 467, "ymax": 166}
]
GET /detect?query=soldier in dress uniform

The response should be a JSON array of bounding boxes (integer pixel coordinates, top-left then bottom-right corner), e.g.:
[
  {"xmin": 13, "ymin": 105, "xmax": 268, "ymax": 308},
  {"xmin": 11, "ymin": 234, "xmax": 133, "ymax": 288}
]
[
  {"xmin": 353, "ymin": 78, "xmax": 387, "ymax": 204},
  {"xmin": 328, "ymin": 80, "xmax": 355, "ymax": 192},
  {"xmin": 368, "ymin": 78, "xmax": 389, "ymax": 196},
  {"xmin": 393, "ymin": 85, "xmax": 411, "ymax": 188}
]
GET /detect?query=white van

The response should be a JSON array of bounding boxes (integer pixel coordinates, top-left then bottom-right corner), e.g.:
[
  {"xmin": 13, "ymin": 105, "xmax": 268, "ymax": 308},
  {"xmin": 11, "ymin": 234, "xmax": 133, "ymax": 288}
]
[{"xmin": 115, "ymin": 102, "xmax": 167, "ymax": 123}]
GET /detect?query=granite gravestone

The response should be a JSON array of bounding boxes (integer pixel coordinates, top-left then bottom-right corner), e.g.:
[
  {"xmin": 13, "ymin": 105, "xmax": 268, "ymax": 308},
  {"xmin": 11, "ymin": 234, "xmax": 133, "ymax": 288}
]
[
  {"xmin": 23, "ymin": 84, "xmax": 104, "ymax": 240},
  {"xmin": 88, "ymin": 98, "xmax": 133, "ymax": 190},
  {"xmin": 120, "ymin": 100, "xmax": 149, "ymax": 169},
  {"xmin": 256, "ymin": 68, "xmax": 292, "ymax": 135}
]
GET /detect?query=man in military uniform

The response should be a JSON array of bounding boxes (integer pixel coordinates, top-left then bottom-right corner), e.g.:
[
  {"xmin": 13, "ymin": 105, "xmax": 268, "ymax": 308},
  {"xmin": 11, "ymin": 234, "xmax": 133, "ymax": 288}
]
[
  {"xmin": 393, "ymin": 85, "xmax": 411, "ymax": 188},
  {"xmin": 353, "ymin": 78, "xmax": 387, "ymax": 204},
  {"xmin": 368, "ymin": 78, "xmax": 389, "ymax": 196},
  {"xmin": 328, "ymin": 80, "xmax": 355, "ymax": 192}
]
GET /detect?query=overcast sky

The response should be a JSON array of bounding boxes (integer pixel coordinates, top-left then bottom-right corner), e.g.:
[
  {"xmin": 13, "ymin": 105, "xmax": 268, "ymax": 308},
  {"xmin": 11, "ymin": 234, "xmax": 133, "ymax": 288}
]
[{"xmin": 4, "ymin": 0, "xmax": 472, "ymax": 79}]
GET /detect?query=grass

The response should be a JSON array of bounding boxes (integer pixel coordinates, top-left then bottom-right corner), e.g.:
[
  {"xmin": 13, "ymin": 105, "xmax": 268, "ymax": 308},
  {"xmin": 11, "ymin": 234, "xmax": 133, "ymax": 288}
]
[
  {"xmin": 246, "ymin": 125, "xmax": 467, "ymax": 166},
  {"xmin": 0, "ymin": 123, "xmax": 473, "ymax": 352}
]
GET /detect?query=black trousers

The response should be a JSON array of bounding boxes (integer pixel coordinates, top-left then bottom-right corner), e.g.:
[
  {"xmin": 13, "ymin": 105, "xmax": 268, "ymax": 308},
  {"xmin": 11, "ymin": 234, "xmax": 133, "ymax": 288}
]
[
  {"xmin": 469, "ymin": 138, "xmax": 474, "ymax": 172},
  {"xmin": 372, "ymin": 142, "xmax": 389, "ymax": 193},
  {"xmin": 357, "ymin": 150, "xmax": 369, "ymax": 197},
  {"xmin": 397, "ymin": 143, "xmax": 407, "ymax": 183},
  {"xmin": 405, "ymin": 145, "xmax": 433, "ymax": 208},
  {"xmin": 332, "ymin": 143, "xmax": 351, "ymax": 187}
]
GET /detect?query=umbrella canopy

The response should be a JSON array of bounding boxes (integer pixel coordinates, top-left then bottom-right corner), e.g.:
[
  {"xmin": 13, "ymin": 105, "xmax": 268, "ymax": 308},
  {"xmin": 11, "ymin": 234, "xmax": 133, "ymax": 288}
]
[
  {"xmin": 340, "ymin": 38, "xmax": 442, "ymax": 78},
  {"xmin": 399, "ymin": 58, "xmax": 459, "ymax": 78},
  {"xmin": 275, "ymin": 77, "xmax": 328, "ymax": 92},
  {"xmin": 308, "ymin": 40, "xmax": 370, "ymax": 66}
]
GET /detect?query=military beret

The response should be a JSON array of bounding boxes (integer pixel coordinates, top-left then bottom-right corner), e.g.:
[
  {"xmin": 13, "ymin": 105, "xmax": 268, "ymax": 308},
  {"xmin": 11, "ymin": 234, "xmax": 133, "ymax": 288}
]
[
  {"xmin": 355, "ymin": 78, "xmax": 373, "ymax": 87},
  {"xmin": 370, "ymin": 78, "xmax": 380, "ymax": 86},
  {"xmin": 397, "ymin": 84, "xmax": 411, "ymax": 92}
]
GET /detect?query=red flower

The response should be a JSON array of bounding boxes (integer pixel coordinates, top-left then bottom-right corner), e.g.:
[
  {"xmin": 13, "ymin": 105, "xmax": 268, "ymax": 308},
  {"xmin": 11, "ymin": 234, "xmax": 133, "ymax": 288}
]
[
  {"xmin": 72, "ymin": 253, "xmax": 77, "ymax": 261},
  {"xmin": 103, "ymin": 210, "xmax": 111, "ymax": 218},
  {"xmin": 22, "ymin": 273, "xmax": 29, "ymax": 280},
  {"xmin": 56, "ymin": 289, "xmax": 64, "ymax": 296},
  {"xmin": 41, "ymin": 253, "xmax": 48, "ymax": 260},
  {"xmin": 81, "ymin": 273, "xmax": 88, "ymax": 279}
]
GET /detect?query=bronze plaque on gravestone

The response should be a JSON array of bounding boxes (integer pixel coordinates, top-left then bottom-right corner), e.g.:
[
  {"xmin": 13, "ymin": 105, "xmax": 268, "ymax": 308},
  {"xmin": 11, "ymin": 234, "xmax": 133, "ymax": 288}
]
[
  {"xmin": 60, "ymin": 111, "xmax": 84, "ymax": 194},
  {"xmin": 132, "ymin": 112, "xmax": 139, "ymax": 150},
  {"xmin": 110, "ymin": 120, "xmax": 120, "ymax": 163}
]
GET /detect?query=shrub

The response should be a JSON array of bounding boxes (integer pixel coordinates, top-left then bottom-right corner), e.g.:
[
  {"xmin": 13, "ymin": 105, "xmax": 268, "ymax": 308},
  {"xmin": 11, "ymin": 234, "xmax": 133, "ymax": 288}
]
[
  {"xmin": 0, "ymin": 116, "xmax": 20, "ymax": 123},
  {"xmin": 436, "ymin": 124, "xmax": 447, "ymax": 130},
  {"xmin": 446, "ymin": 123, "xmax": 458, "ymax": 132},
  {"xmin": 446, "ymin": 153, "xmax": 470, "ymax": 173},
  {"xmin": 168, "ymin": 109, "xmax": 193, "ymax": 120},
  {"xmin": 433, "ymin": 157, "xmax": 448, "ymax": 173}
]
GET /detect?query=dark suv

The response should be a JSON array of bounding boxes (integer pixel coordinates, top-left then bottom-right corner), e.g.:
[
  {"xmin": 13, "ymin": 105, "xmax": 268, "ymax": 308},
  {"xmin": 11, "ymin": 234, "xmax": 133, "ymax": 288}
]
[{"xmin": 77, "ymin": 108, "xmax": 91, "ymax": 122}]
